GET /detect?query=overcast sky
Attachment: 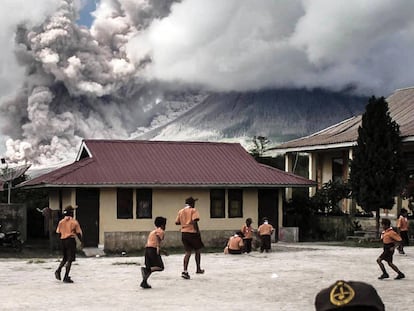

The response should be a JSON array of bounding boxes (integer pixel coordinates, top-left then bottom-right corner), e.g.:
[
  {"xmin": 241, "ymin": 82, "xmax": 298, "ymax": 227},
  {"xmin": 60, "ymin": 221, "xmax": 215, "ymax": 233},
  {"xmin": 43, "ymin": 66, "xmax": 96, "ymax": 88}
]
[{"xmin": 1, "ymin": 0, "xmax": 414, "ymax": 164}]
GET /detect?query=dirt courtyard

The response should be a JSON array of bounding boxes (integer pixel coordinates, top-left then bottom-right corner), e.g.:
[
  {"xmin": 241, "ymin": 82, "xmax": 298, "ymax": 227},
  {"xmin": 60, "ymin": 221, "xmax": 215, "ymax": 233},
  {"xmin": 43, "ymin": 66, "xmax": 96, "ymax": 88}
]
[{"xmin": 0, "ymin": 243, "xmax": 412, "ymax": 311}]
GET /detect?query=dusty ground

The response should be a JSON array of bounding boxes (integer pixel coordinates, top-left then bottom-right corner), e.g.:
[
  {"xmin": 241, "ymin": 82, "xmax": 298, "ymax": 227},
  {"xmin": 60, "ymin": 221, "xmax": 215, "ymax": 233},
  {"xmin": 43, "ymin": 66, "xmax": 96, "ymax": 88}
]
[{"xmin": 0, "ymin": 243, "xmax": 413, "ymax": 311}]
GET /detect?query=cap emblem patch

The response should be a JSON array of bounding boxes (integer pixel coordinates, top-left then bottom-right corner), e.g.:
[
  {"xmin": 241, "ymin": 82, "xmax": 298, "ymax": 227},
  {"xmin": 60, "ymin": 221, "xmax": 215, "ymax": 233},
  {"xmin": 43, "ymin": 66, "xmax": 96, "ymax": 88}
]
[{"xmin": 329, "ymin": 281, "xmax": 355, "ymax": 306}]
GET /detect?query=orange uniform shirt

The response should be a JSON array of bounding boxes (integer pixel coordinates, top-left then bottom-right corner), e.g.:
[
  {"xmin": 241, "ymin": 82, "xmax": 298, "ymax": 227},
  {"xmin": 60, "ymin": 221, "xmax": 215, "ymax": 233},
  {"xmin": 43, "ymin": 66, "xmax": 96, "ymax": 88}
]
[
  {"xmin": 56, "ymin": 216, "xmax": 82, "ymax": 240},
  {"xmin": 381, "ymin": 228, "xmax": 402, "ymax": 244},
  {"xmin": 146, "ymin": 227, "xmax": 165, "ymax": 248},
  {"xmin": 241, "ymin": 225, "xmax": 254, "ymax": 239},
  {"xmin": 258, "ymin": 223, "xmax": 274, "ymax": 236},
  {"xmin": 175, "ymin": 206, "xmax": 200, "ymax": 233},
  {"xmin": 227, "ymin": 235, "xmax": 244, "ymax": 250},
  {"xmin": 397, "ymin": 216, "xmax": 409, "ymax": 232}
]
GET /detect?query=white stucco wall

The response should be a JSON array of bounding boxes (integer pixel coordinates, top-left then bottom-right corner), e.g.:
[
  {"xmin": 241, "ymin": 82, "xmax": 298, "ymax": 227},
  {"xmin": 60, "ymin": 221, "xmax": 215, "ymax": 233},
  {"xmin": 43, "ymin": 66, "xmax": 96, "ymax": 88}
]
[
  {"xmin": 314, "ymin": 149, "xmax": 404, "ymax": 216},
  {"xmin": 48, "ymin": 188, "xmax": 76, "ymax": 211},
  {"xmin": 99, "ymin": 188, "xmax": 259, "ymax": 245},
  {"xmin": 48, "ymin": 187, "xmax": 269, "ymax": 246}
]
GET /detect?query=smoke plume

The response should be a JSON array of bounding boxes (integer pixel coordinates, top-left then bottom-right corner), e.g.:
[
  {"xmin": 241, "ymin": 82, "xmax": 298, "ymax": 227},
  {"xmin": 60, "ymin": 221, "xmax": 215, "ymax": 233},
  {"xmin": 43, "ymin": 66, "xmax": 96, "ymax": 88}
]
[{"xmin": 1, "ymin": 0, "xmax": 414, "ymax": 167}]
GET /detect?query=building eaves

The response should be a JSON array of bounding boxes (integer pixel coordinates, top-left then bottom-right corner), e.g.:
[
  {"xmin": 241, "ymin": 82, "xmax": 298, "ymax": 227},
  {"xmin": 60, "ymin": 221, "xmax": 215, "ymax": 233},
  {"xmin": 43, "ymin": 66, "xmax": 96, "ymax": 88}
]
[
  {"xmin": 18, "ymin": 140, "xmax": 316, "ymax": 189},
  {"xmin": 268, "ymin": 87, "xmax": 414, "ymax": 154}
]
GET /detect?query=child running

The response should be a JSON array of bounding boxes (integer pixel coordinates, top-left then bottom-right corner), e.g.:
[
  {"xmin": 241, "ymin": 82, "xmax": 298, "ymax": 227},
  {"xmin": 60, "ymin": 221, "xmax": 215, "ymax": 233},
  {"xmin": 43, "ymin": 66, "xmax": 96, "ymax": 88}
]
[
  {"xmin": 377, "ymin": 218, "xmax": 405, "ymax": 280},
  {"xmin": 140, "ymin": 216, "xmax": 168, "ymax": 289},
  {"xmin": 55, "ymin": 205, "xmax": 83, "ymax": 283},
  {"xmin": 175, "ymin": 197, "xmax": 204, "ymax": 279}
]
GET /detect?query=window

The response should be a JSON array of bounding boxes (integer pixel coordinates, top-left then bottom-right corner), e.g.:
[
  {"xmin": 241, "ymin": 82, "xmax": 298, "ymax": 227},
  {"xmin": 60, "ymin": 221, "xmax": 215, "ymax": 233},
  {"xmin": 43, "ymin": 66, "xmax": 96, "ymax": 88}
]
[
  {"xmin": 403, "ymin": 152, "xmax": 414, "ymax": 202},
  {"xmin": 228, "ymin": 189, "xmax": 243, "ymax": 218},
  {"xmin": 210, "ymin": 189, "xmax": 225, "ymax": 218},
  {"xmin": 405, "ymin": 152, "xmax": 414, "ymax": 175},
  {"xmin": 332, "ymin": 158, "xmax": 345, "ymax": 212},
  {"xmin": 136, "ymin": 189, "xmax": 152, "ymax": 219},
  {"xmin": 117, "ymin": 188, "xmax": 133, "ymax": 219},
  {"xmin": 332, "ymin": 157, "xmax": 344, "ymax": 183}
]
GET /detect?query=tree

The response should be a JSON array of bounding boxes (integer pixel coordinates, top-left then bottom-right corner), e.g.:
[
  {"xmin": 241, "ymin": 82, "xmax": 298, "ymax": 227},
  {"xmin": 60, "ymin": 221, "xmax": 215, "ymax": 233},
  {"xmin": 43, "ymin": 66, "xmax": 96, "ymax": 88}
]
[
  {"xmin": 249, "ymin": 136, "xmax": 270, "ymax": 158},
  {"xmin": 349, "ymin": 96, "xmax": 406, "ymax": 235}
]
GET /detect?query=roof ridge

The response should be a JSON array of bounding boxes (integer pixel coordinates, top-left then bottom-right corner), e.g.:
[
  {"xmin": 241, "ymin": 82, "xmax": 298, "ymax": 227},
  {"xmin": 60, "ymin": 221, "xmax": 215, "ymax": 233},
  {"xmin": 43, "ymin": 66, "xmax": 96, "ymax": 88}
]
[
  {"xmin": 394, "ymin": 86, "xmax": 414, "ymax": 92},
  {"xmin": 20, "ymin": 140, "xmax": 315, "ymax": 188},
  {"xmin": 258, "ymin": 164, "xmax": 317, "ymax": 184},
  {"xmin": 83, "ymin": 139, "xmax": 238, "ymax": 146},
  {"xmin": 22, "ymin": 158, "xmax": 94, "ymax": 186},
  {"xmin": 268, "ymin": 116, "xmax": 359, "ymax": 150}
]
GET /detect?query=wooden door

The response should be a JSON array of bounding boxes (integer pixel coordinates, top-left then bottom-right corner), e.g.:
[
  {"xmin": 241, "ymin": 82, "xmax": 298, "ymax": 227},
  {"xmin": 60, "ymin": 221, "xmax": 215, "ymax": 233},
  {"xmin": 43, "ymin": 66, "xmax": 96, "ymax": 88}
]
[{"xmin": 258, "ymin": 189, "xmax": 278, "ymax": 242}]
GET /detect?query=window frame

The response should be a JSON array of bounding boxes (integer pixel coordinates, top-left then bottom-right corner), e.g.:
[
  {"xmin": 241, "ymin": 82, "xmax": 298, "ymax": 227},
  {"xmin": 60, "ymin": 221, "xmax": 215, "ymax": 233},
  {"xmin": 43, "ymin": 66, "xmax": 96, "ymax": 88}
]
[
  {"xmin": 210, "ymin": 189, "xmax": 225, "ymax": 218},
  {"xmin": 332, "ymin": 157, "xmax": 344, "ymax": 183},
  {"xmin": 136, "ymin": 189, "xmax": 152, "ymax": 219},
  {"xmin": 228, "ymin": 189, "xmax": 243, "ymax": 218},
  {"xmin": 116, "ymin": 188, "xmax": 133, "ymax": 219}
]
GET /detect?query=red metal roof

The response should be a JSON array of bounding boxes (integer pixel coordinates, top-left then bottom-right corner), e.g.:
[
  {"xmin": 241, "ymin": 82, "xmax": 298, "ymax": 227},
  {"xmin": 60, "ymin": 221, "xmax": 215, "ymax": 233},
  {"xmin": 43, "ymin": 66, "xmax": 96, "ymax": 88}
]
[
  {"xmin": 20, "ymin": 140, "xmax": 315, "ymax": 188},
  {"xmin": 270, "ymin": 87, "xmax": 414, "ymax": 152}
]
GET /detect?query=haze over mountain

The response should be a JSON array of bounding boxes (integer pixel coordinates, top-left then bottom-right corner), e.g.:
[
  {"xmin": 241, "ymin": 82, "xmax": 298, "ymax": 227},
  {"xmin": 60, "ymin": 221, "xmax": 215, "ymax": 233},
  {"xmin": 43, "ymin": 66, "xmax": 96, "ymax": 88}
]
[
  {"xmin": 1, "ymin": 0, "xmax": 413, "ymax": 171},
  {"xmin": 136, "ymin": 88, "xmax": 367, "ymax": 146}
]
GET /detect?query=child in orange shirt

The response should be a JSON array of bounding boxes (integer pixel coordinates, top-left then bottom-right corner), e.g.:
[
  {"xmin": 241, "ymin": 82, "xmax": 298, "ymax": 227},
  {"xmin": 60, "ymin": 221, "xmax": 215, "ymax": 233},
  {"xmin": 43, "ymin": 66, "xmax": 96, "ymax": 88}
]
[
  {"xmin": 241, "ymin": 218, "xmax": 254, "ymax": 253},
  {"xmin": 140, "ymin": 216, "xmax": 168, "ymax": 289},
  {"xmin": 257, "ymin": 217, "xmax": 274, "ymax": 253},
  {"xmin": 225, "ymin": 231, "xmax": 244, "ymax": 254},
  {"xmin": 377, "ymin": 218, "xmax": 405, "ymax": 280},
  {"xmin": 175, "ymin": 197, "xmax": 204, "ymax": 279},
  {"xmin": 396, "ymin": 208, "xmax": 409, "ymax": 255},
  {"xmin": 55, "ymin": 205, "xmax": 83, "ymax": 283}
]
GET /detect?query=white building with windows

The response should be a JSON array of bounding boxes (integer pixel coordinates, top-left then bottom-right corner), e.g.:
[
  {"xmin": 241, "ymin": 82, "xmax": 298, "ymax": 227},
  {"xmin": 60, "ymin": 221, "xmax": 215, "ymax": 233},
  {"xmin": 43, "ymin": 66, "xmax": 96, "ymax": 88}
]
[
  {"xmin": 19, "ymin": 139, "xmax": 315, "ymax": 251},
  {"xmin": 267, "ymin": 87, "xmax": 414, "ymax": 217}
]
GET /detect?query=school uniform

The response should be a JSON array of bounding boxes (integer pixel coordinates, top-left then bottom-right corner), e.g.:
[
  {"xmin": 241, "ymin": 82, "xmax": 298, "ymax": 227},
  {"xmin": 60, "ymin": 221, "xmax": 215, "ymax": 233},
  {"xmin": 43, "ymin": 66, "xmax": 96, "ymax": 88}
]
[
  {"xmin": 377, "ymin": 224, "xmax": 405, "ymax": 280},
  {"xmin": 56, "ymin": 216, "xmax": 82, "ymax": 262},
  {"xmin": 257, "ymin": 222, "xmax": 274, "ymax": 252},
  {"xmin": 145, "ymin": 227, "xmax": 165, "ymax": 270},
  {"xmin": 227, "ymin": 235, "xmax": 244, "ymax": 254},
  {"xmin": 55, "ymin": 213, "xmax": 83, "ymax": 283},
  {"xmin": 241, "ymin": 224, "xmax": 254, "ymax": 253},
  {"xmin": 397, "ymin": 215, "xmax": 409, "ymax": 247},
  {"xmin": 175, "ymin": 205, "xmax": 204, "ymax": 250},
  {"xmin": 379, "ymin": 228, "xmax": 401, "ymax": 262}
]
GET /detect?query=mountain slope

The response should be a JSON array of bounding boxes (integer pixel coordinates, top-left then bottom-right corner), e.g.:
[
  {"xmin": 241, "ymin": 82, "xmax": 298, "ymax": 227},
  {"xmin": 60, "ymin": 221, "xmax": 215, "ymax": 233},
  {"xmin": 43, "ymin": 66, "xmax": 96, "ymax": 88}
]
[
  {"xmin": 137, "ymin": 88, "xmax": 367, "ymax": 146},
  {"xmin": 27, "ymin": 88, "xmax": 367, "ymax": 176}
]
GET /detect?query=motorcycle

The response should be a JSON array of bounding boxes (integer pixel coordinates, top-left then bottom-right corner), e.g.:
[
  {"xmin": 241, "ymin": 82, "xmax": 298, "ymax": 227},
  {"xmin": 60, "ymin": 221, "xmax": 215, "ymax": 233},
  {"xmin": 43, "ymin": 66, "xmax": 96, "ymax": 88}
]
[{"xmin": 0, "ymin": 224, "xmax": 23, "ymax": 252}]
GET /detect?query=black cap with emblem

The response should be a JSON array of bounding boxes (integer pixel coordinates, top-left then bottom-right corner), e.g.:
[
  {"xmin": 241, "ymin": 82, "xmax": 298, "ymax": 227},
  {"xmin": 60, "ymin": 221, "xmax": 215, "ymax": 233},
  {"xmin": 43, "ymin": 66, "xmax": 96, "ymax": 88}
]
[{"xmin": 315, "ymin": 280, "xmax": 384, "ymax": 311}]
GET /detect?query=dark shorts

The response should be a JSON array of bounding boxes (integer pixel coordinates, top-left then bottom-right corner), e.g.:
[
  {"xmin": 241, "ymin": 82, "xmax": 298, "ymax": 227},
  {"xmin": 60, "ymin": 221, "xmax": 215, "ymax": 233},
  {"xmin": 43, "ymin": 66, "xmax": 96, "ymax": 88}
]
[
  {"xmin": 379, "ymin": 243, "xmax": 395, "ymax": 262},
  {"xmin": 181, "ymin": 232, "xmax": 204, "ymax": 251},
  {"xmin": 61, "ymin": 237, "xmax": 77, "ymax": 262},
  {"xmin": 400, "ymin": 231, "xmax": 409, "ymax": 246},
  {"xmin": 243, "ymin": 238, "xmax": 252, "ymax": 253},
  {"xmin": 228, "ymin": 248, "xmax": 243, "ymax": 254},
  {"xmin": 145, "ymin": 247, "xmax": 164, "ymax": 270},
  {"xmin": 260, "ymin": 235, "xmax": 271, "ymax": 250}
]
